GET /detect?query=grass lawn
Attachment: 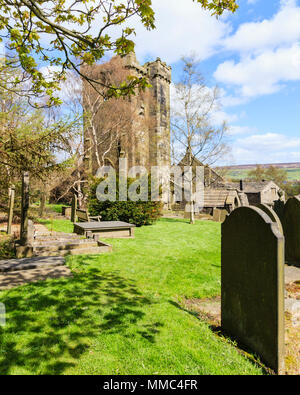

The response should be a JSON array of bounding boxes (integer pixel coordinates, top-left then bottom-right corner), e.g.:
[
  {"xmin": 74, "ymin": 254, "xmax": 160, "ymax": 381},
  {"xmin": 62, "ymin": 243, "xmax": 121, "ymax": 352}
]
[
  {"xmin": 37, "ymin": 218, "xmax": 74, "ymax": 233},
  {"xmin": 0, "ymin": 219, "xmax": 264, "ymax": 375}
]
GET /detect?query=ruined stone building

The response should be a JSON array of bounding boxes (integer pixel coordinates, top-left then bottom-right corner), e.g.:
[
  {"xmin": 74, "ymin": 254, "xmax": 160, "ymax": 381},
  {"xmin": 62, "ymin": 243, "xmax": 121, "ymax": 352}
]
[{"xmin": 82, "ymin": 53, "xmax": 172, "ymax": 174}]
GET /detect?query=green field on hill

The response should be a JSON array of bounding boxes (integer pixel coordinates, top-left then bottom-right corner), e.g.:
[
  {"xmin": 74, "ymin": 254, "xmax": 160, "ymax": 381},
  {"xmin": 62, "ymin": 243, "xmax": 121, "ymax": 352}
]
[{"xmin": 226, "ymin": 168, "xmax": 300, "ymax": 181}]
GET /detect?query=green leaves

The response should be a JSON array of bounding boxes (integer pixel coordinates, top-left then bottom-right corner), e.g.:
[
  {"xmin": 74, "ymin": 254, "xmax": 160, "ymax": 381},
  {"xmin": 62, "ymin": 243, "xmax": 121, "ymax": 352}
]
[{"xmin": 0, "ymin": 0, "xmax": 238, "ymax": 105}]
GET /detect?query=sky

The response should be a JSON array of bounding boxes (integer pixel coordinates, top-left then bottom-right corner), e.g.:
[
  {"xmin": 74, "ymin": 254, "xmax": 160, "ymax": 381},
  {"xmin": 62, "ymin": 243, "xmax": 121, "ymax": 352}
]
[{"xmin": 130, "ymin": 0, "xmax": 300, "ymax": 166}]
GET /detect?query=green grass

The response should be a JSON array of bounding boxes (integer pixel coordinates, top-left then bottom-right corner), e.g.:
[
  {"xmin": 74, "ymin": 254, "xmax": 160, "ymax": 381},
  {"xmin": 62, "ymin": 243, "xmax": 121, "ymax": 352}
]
[
  {"xmin": 0, "ymin": 219, "xmax": 264, "ymax": 375},
  {"xmin": 45, "ymin": 203, "xmax": 69, "ymax": 215},
  {"xmin": 36, "ymin": 218, "xmax": 74, "ymax": 233}
]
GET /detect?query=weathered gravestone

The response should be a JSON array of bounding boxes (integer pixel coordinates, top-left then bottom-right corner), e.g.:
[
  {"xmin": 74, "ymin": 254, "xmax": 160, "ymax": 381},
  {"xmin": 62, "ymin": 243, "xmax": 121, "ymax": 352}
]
[
  {"xmin": 256, "ymin": 203, "xmax": 283, "ymax": 235},
  {"xmin": 282, "ymin": 196, "xmax": 300, "ymax": 265},
  {"xmin": 222, "ymin": 206, "xmax": 285, "ymax": 374},
  {"xmin": 213, "ymin": 208, "xmax": 228, "ymax": 223}
]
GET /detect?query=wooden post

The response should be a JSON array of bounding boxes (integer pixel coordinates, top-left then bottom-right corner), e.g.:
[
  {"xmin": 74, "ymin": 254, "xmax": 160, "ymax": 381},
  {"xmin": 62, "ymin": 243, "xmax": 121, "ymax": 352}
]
[
  {"xmin": 7, "ymin": 186, "xmax": 15, "ymax": 235},
  {"xmin": 20, "ymin": 172, "xmax": 30, "ymax": 245},
  {"xmin": 71, "ymin": 194, "xmax": 78, "ymax": 223}
]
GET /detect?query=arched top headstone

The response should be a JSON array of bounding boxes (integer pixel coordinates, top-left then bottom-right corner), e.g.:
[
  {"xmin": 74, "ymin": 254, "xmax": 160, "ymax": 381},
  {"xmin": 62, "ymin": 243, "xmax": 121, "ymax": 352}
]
[
  {"xmin": 256, "ymin": 203, "xmax": 283, "ymax": 235},
  {"xmin": 222, "ymin": 205, "xmax": 285, "ymax": 374},
  {"xmin": 223, "ymin": 206, "xmax": 283, "ymax": 241}
]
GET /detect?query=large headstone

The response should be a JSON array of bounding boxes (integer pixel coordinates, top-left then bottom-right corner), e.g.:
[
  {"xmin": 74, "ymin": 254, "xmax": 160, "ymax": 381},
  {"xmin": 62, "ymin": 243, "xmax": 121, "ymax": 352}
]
[
  {"xmin": 222, "ymin": 206, "xmax": 285, "ymax": 374},
  {"xmin": 282, "ymin": 196, "xmax": 300, "ymax": 264}
]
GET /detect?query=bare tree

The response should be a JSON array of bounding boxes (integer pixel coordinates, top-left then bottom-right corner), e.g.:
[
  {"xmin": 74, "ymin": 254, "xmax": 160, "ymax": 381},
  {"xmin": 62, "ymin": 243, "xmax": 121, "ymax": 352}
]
[{"xmin": 171, "ymin": 56, "xmax": 230, "ymax": 224}]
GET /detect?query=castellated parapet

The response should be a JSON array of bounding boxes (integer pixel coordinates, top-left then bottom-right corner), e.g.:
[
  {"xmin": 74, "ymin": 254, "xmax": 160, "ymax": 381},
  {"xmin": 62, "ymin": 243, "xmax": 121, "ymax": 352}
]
[{"xmin": 83, "ymin": 53, "xmax": 171, "ymax": 174}]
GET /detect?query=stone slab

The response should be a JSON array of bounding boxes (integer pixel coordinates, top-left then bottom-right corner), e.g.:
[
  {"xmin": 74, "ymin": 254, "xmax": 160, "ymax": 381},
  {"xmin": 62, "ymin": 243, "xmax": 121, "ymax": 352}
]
[
  {"xmin": 0, "ymin": 256, "xmax": 65, "ymax": 272},
  {"xmin": 0, "ymin": 265, "xmax": 72, "ymax": 290},
  {"xmin": 74, "ymin": 221, "xmax": 135, "ymax": 230},
  {"xmin": 283, "ymin": 196, "xmax": 300, "ymax": 263},
  {"xmin": 74, "ymin": 221, "xmax": 135, "ymax": 238}
]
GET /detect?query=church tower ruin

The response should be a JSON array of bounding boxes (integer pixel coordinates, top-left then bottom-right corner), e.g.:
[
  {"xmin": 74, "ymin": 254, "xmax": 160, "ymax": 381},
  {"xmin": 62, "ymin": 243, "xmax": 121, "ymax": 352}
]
[{"xmin": 83, "ymin": 53, "xmax": 171, "ymax": 174}]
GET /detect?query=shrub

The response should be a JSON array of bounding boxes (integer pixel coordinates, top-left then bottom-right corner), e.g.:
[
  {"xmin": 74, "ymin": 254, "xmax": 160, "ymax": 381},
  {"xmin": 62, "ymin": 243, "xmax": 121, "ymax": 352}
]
[
  {"xmin": 88, "ymin": 176, "xmax": 163, "ymax": 227},
  {"xmin": 0, "ymin": 235, "xmax": 15, "ymax": 259}
]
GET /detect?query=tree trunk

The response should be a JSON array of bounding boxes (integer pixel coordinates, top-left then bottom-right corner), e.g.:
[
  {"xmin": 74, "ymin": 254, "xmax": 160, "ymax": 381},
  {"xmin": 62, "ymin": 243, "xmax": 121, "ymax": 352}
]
[
  {"xmin": 7, "ymin": 186, "xmax": 15, "ymax": 235},
  {"xmin": 39, "ymin": 192, "xmax": 47, "ymax": 217},
  {"xmin": 190, "ymin": 180, "xmax": 195, "ymax": 225},
  {"xmin": 20, "ymin": 172, "xmax": 30, "ymax": 245},
  {"xmin": 71, "ymin": 194, "xmax": 78, "ymax": 223},
  {"xmin": 188, "ymin": 148, "xmax": 195, "ymax": 225}
]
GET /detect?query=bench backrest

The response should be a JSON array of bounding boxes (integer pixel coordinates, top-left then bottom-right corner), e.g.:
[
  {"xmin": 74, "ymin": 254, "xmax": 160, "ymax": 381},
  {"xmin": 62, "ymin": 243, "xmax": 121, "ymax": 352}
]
[{"xmin": 76, "ymin": 209, "xmax": 89, "ymax": 222}]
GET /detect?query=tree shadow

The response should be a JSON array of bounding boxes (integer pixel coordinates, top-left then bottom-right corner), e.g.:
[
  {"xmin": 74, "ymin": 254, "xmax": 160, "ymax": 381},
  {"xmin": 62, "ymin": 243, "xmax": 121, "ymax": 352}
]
[
  {"xmin": 159, "ymin": 218, "xmax": 189, "ymax": 224},
  {"xmin": 169, "ymin": 300, "xmax": 272, "ymax": 375},
  {"xmin": 0, "ymin": 257, "xmax": 162, "ymax": 374}
]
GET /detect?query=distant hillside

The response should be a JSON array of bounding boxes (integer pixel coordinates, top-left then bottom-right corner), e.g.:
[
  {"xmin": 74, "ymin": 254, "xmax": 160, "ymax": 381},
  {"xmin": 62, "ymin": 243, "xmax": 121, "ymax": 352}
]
[
  {"xmin": 221, "ymin": 163, "xmax": 300, "ymax": 182},
  {"xmin": 224, "ymin": 162, "xmax": 300, "ymax": 170}
]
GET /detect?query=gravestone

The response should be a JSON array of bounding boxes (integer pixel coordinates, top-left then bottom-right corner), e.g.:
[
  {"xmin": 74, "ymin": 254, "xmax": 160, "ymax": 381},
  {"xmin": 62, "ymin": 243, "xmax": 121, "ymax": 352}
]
[
  {"xmin": 256, "ymin": 203, "xmax": 283, "ymax": 235},
  {"xmin": 274, "ymin": 199, "xmax": 285, "ymax": 222},
  {"xmin": 222, "ymin": 206, "xmax": 285, "ymax": 374},
  {"xmin": 282, "ymin": 196, "xmax": 300, "ymax": 264},
  {"xmin": 213, "ymin": 208, "xmax": 228, "ymax": 223},
  {"xmin": 62, "ymin": 206, "xmax": 71, "ymax": 217}
]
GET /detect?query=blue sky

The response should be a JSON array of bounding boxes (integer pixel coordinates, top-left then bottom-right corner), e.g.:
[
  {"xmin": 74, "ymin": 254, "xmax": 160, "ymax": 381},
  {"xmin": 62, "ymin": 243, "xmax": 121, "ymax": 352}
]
[{"xmin": 132, "ymin": 0, "xmax": 300, "ymax": 166}]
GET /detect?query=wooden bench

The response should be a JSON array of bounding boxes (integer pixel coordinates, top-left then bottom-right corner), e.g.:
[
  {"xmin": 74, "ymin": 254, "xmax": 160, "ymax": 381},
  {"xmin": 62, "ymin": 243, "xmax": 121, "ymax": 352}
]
[{"xmin": 76, "ymin": 209, "xmax": 101, "ymax": 223}]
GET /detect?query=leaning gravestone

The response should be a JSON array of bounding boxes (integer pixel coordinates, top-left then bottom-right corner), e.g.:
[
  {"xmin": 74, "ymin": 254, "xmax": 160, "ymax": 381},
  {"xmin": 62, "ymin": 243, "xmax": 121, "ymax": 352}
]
[
  {"xmin": 222, "ymin": 206, "xmax": 285, "ymax": 374},
  {"xmin": 282, "ymin": 196, "xmax": 300, "ymax": 264}
]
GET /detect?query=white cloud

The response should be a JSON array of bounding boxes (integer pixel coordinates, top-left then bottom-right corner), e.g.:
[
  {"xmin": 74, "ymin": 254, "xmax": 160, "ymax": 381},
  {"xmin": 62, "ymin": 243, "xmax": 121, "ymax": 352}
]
[
  {"xmin": 231, "ymin": 132, "xmax": 300, "ymax": 164},
  {"xmin": 224, "ymin": 0, "xmax": 300, "ymax": 53},
  {"xmin": 214, "ymin": 43, "xmax": 300, "ymax": 97},
  {"xmin": 213, "ymin": 0, "xmax": 300, "ymax": 100},
  {"xmin": 133, "ymin": 0, "xmax": 231, "ymax": 64},
  {"xmin": 227, "ymin": 125, "xmax": 256, "ymax": 136}
]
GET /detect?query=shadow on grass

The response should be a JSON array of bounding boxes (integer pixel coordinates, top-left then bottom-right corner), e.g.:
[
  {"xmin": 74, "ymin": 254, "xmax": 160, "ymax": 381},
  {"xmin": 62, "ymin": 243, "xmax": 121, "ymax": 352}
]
[
  {"xmin": 0, "ymin": 257, "xmax": 162, "ymax": 374},
  {"xmin": 169, "ymin": 300, "xmax": 272, "ymax": 375},
  {"xmin": 159, "ymin": 218, "xmax": 189, "ymax": 224}
]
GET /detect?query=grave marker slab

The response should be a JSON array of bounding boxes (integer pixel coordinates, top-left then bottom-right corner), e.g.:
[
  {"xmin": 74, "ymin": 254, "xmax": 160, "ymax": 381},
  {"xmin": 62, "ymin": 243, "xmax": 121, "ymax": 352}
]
[
  {"xmin": 221, "ymin": 206, "xmax": 285, "ymax": 374},
  {"xmin": 282, "ymin": 196, "xmax": 300, "ymax": 264}
]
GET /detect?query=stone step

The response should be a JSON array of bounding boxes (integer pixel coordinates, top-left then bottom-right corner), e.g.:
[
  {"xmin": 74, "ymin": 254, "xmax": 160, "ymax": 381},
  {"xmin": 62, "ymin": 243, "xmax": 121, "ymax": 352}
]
[
  {"xmin": 34, "ymin": 235, "xmax": 81, "ymax": 242},
  {"xmin": 0, "ymin": 256, "xmax": 65, "ymax": 272},
  {"xmin": 32, "ymin": 242, "xmax": 99, "ymax": 252},
  {"xmin": 33, "ymin": 245, "xmax": 112, "ymax": 257}
]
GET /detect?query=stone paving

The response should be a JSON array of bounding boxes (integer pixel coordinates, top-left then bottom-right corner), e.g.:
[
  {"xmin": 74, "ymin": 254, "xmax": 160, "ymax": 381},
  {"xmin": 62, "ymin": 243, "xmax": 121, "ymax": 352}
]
[
  {"xmin": 285, "ymin": 265, "xmax": 300, "ymax": 284},
  {"xmin": 0, "ymin": 256, "xmax": 71, "ymax": 290},
  {"xmin": 0, "ymin": 265, "xmax": 72, "ymax": 290},
  {"xmin": 0, "ymin": 256, "xmax": 66, "ymax": 272}
]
